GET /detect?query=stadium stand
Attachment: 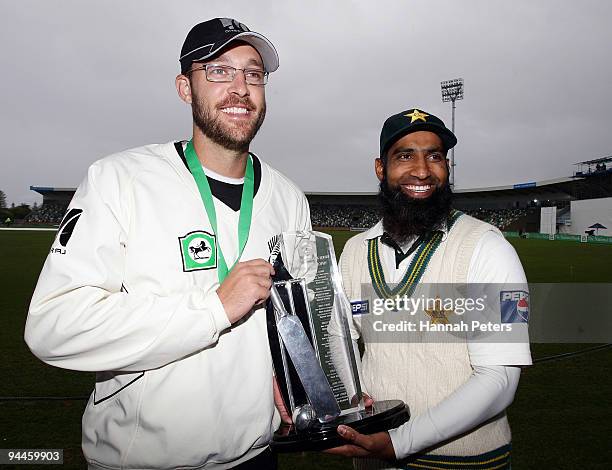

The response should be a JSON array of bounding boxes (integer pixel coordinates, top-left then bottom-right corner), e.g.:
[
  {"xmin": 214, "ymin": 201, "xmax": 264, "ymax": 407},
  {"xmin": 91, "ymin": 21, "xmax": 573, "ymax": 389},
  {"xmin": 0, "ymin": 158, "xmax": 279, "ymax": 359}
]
[
  {"xmin": 462, "ymin": 208, "xmax": 527, "ymax": 230},
  {"xmin": 310, "ymin": 204, "xmax": 378, "ymax": 229},
  {"xmin": 27, "ymin": 187, "xmax": 75, "ymax": 225},
  {"xmin": 27, "ymin": 159, "xmax": 611, "ymax": 232},
  {"xmin": 25, "ymin": 203, "xmax": 67, "ymax": 224},
  {"xmin": 311, "ymin": 205, "xmax": 529, "ymax": 231}
]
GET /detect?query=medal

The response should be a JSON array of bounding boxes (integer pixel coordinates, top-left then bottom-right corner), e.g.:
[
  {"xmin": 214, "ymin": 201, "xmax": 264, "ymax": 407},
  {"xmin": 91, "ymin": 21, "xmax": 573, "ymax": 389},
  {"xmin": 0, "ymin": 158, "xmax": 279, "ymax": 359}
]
[{"xmin": 184, "ymin": 140, "xmax": 254, "ymax": 283}]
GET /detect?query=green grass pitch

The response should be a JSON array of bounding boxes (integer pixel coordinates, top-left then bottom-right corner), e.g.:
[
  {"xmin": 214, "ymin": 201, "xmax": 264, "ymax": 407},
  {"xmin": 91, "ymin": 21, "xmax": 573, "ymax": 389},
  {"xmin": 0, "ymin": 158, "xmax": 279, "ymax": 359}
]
[{"xmin": 1, "ymin": 230, "xmax": 610, "ymax": 469}]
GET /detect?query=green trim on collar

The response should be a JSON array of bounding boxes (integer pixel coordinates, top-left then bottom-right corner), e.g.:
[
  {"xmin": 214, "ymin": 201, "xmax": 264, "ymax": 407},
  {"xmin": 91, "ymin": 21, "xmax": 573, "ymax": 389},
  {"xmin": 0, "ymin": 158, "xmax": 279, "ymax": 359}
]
[{"xmin": 367, "ymin": 210, "xmax": 463, "ymax": 299}]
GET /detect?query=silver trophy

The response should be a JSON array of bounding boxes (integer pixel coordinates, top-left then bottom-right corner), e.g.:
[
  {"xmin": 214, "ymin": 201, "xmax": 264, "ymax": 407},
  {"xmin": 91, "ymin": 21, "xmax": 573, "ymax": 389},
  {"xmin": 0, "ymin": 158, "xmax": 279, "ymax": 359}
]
[{"xmin": 267, "ymin": 231, "xmax": 409, "ymax": 451}]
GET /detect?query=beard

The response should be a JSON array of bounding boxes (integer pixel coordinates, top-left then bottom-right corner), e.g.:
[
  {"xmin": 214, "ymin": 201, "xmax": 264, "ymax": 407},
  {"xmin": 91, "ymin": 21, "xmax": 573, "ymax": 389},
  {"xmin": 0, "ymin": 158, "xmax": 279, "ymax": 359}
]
[
  {"xmin": 191, "ymin": 92, "xmax": 266, "ymax": 153},
  {"xmin": 378, "ymin": 172, "xmax": 453, "ymax": 244}
]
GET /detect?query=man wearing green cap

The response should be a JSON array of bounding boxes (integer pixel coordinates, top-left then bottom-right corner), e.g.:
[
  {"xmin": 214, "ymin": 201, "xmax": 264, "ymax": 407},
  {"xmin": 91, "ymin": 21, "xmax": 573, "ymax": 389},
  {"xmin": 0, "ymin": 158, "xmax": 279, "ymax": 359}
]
[
  {"xmin": 25, "ymin": 18, "xmax": 308, "ymax": 470},
  {"xmin": 329, "ymin": 109, "xmax": 531, "ymax": 469}
]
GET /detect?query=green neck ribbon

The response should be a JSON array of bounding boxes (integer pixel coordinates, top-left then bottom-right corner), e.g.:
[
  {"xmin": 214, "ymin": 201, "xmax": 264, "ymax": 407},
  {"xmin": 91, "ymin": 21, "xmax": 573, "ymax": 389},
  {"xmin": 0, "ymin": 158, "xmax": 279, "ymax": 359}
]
[{"xmin": 184, "ymin": 140, "xmax": 254, "ymax": 283}]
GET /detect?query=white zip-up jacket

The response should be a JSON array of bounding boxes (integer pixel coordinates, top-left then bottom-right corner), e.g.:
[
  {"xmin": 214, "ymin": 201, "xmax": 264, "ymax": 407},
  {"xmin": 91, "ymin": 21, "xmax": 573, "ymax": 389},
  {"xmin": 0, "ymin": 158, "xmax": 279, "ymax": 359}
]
[{"xmin": 25, "ymin": 142, "xmax": 311, "ymax": 469}]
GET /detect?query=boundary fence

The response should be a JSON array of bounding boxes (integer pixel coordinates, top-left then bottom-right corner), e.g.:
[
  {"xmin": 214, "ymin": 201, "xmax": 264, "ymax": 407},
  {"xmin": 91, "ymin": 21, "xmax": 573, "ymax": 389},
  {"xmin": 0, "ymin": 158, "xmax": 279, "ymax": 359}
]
[{"xmin": 504, "ymin": 231, "xmax": 612, "ymax": 245}]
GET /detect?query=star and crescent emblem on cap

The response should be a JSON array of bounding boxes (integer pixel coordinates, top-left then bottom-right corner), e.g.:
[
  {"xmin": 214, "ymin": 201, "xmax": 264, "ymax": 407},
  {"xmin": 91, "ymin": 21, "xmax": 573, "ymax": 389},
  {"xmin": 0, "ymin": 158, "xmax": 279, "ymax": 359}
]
[{"xmin": 405, "ymin": 109, "xmax": 429, "ymax": 123}]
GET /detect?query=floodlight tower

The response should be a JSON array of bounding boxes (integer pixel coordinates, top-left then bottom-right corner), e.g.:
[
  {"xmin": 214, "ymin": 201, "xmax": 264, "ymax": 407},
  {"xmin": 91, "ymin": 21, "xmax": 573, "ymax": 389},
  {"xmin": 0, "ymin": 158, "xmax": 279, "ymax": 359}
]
[{"xmin": 441, "ymin": 78, "xmax": 464, "ymax": 188}]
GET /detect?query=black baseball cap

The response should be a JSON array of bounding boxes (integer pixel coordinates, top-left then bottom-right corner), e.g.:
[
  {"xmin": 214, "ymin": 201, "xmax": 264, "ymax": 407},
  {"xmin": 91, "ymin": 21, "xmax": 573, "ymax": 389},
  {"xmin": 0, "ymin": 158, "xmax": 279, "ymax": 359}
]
[
  {"xmin": 380, "ymin": 108, "xmax": 457, "ymax": 157},
  {"xmin": 180, "ymin": 18, "xmax": 279, "ymax": 74}
]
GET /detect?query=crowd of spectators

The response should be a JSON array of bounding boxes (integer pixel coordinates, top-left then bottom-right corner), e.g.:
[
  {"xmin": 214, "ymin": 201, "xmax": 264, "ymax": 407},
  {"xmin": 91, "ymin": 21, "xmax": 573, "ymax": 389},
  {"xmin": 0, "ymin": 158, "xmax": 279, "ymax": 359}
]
[
  {"xmin": 459, "ymin": 208, "xmax": 526, "ymax": 230},
  {"xmin": 25, "ymin": 203, "xmax": 67, "ymax": 224},
  {"xmin": 311, "ymin": 204, "xmax": 526, "ymax": 230},
  {"xmin": 311, "ymin": 204, "xmax": 379, "ymax": 229},
  {"xmin": 22, "ymin": 202, "xmax": 525, "ymax": 231}
]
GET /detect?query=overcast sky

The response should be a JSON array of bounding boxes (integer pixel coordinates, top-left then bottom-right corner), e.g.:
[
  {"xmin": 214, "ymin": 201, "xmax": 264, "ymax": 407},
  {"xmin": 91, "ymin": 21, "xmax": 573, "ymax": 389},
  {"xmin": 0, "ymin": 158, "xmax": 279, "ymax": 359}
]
[{"xmin": 1, "ymin": 0, "xmax": 611, "ymax": 205}]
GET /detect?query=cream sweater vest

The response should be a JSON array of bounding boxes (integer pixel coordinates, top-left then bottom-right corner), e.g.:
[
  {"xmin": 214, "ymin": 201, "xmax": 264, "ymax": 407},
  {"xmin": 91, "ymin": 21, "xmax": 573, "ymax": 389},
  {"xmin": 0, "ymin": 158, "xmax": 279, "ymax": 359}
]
[{"xmin": 340, "ymin": 214, "xmax": 511, "ymax": 457}]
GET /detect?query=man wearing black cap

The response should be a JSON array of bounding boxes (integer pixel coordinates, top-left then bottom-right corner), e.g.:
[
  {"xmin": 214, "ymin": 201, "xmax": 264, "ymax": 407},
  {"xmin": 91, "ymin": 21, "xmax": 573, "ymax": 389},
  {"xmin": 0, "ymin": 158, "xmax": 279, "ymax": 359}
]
[
  {"xmin": 328, "ymin": 109, "xmax": 531, "ymax": 469},
  {"xmin": 25, "ymin": 18, "xmax": 309, "ymax": 470}
]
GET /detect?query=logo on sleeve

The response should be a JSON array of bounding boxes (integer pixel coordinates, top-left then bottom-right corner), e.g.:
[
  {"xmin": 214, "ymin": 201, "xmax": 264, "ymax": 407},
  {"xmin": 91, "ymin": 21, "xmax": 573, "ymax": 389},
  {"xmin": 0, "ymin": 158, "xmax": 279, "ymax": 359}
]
[
  {"xmin": 351, "ymin": 300, "xmax": 370, "ymax": 315},
  {"xmin": 179, "ymin": 231, "xmax": 217, "ymax": 272},
  {"xmin": 58, "ymin": 208, "xmax": 83, "ymax": 246},
  {"xmin": 51, "ymin": 208, "xmax": 83, "ymax": 254},
  {"xmin": 500, "ymin": 291, "xmax": 529, "ymax": 323}
]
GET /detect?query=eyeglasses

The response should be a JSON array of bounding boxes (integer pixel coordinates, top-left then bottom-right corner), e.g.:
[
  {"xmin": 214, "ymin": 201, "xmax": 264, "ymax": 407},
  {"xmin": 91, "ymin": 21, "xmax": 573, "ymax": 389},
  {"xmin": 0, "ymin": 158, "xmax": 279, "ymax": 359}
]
[{"xmin": 188, "ymin": 64, "xmax": 268, "ymax": 85}]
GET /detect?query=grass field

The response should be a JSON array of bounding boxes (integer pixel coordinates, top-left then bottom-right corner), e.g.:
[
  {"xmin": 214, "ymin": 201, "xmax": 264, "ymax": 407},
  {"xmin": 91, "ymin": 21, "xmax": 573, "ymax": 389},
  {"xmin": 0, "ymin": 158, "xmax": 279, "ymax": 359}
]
[{"xmin": 1, "ymin": 230, "xmax": 611, "ymax": 469}]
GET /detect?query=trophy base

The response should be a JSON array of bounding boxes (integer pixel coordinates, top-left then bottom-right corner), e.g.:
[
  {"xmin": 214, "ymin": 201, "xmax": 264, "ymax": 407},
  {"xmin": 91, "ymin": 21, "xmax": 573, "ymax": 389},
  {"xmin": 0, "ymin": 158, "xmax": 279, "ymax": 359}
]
[{"xmin": 271, "ymin": 399, "xmax": 410, "ymax": 452}]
